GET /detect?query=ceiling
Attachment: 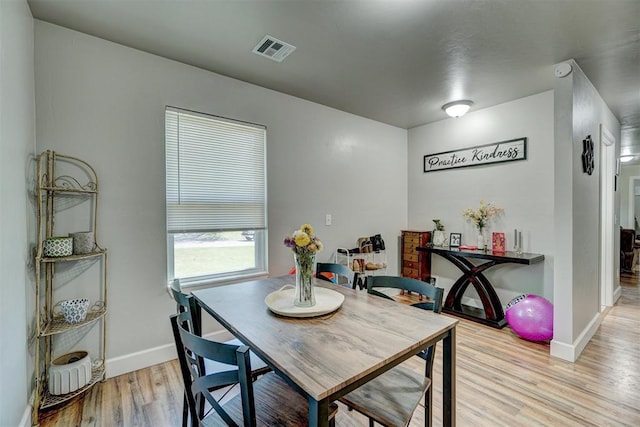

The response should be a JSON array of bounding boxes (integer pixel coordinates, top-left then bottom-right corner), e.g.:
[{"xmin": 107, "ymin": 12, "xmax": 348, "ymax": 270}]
[{"xmin": 28, "ymin": 0, "xmax": 640, "ymax": 154}]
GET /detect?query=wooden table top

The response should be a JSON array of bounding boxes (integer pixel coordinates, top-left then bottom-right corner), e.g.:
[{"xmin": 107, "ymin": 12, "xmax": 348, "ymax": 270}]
[{"xmin": 192, "ymin": 275, "xmax": 458, "ymax": 401}]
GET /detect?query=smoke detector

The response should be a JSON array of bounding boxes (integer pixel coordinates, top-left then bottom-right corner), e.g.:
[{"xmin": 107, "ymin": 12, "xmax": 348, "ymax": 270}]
[{"xmin": 252, "ymin": 35, "xmax": 296, "ymax": 62}]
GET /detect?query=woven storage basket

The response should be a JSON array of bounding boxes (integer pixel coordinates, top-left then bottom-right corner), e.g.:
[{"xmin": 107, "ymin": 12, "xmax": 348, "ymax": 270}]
[{"xmin": 44, "ymin": 237, "xmax": 73, "ymax": 257}]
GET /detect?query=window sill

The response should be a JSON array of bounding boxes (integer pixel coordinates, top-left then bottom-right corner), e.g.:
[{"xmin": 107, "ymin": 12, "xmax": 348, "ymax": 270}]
[{"xmin": 178, "ymin": 271, "xmax": 270, "ymax": 291}]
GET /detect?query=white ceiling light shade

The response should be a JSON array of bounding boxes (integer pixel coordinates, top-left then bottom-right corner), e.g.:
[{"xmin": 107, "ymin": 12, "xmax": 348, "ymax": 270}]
[
  {"xmin": 442, "ymin": 100, "xmax": 474, "ymax": 118},
  {"xmin": 621, "ymin": 156, "xmax": 634, "ymax": 162}
]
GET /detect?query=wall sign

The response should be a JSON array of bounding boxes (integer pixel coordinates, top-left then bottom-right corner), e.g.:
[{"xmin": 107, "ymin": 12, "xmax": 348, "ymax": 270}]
[{"xmin": 423, "ymin": 137, "xmax": 527, "ymax": 173}]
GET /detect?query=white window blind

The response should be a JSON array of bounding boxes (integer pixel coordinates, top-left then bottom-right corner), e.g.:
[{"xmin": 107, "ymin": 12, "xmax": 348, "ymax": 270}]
[{"xmin": 165, "ymin": 107, "xmax": 266, "ymax": 234}]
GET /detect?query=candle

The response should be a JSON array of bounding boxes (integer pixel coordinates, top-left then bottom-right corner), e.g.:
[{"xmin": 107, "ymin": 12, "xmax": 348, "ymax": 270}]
[
  {"xmin": 514, "ymin": 229, "xmax": 517, "ymax": 247},
  {"xmin": 518, "ymin": 231, "xmax": 522, "ymax": 249}
]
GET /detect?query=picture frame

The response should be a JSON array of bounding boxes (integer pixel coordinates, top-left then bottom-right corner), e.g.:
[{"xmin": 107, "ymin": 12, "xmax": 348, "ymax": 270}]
[
  {"xmin": 449, "ymin": 233, "xmax": 462, "ymax": 248},
  {"xmin": 492, "ymin": 232, "xmax": 505, "ymax": 253}
]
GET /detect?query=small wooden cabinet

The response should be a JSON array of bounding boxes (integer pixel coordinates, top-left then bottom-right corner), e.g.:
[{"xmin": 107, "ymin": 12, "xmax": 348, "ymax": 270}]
[{"xmin": 401, "ymin": 230, "xmax": 431, "ymax": 281}]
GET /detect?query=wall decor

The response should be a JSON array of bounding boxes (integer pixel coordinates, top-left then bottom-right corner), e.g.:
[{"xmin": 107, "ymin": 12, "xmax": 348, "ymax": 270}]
[
  {"xmin": 581, "ymin": 135, "xmax": 594, "ymax": 175},
  {"xmin": 423, "ymin": 137, "xmax": 527, "ymax": 173}
]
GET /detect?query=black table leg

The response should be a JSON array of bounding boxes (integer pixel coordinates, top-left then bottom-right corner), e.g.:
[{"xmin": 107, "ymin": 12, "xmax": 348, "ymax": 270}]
[
  {"xmin": 436, "ymin": 252, "xmax": 507, "ymax": 328},
  {"xmin": 442, "ymin": 327, "xmax": 456, "ymax": 427}
]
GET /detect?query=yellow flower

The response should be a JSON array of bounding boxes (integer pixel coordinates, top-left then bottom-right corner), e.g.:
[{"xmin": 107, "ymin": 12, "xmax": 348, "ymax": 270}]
[
  {"xmin": 294, "ymin": 231, "xmax": 311, "ymax": 247},
  {"xmin": 285, "ymin": 223, "xmax": 322, "ymax": 256}
]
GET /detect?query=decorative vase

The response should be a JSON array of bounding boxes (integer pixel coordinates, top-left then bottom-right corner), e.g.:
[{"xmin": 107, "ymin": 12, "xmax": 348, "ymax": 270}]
[
  {"xmin": 294, "ymin": 253, "xmax": 316, "ymax": 307},
  {"xmin": 433, "ymin": 230, "xmax": 445, "ymax": 247},
  {"xmin": 477, "ymin": 228, "xmax": 487, "ymax": 250}
]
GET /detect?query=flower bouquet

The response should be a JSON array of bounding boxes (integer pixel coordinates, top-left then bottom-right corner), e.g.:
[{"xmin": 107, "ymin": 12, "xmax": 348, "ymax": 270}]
[
  {"xmin": 462, "ymin": 201, "xmax": 503, "ymax": 249},
  {"xmin": 284, "ymin": 224, "xmax": 323, "ymax": 307}
]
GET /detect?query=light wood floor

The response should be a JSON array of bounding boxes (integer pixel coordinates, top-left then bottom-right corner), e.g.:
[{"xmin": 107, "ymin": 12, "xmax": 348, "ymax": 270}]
[{"xmin": 39, "ymin": 276, "xmax": 640, "ymax": 426}]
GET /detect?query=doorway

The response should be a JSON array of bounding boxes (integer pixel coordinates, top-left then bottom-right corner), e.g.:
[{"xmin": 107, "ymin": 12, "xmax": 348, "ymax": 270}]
[{"xmin": 627, "ymin": 176, "xmax": 640, "ymax": 232}]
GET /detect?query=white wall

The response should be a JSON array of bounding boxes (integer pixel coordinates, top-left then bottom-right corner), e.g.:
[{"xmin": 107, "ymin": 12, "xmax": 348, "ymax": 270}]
[
  {"xmin": 34, "ymin": 21, "xmax": 407, "ymax": 376},
  {"xmin": 0, "ymin": 1, "xmax": 35, "ymax": 425},
  {"xmin": 552, "ymin": 60, "xmax": 621, "ymax": 361},
  {"xmin": 407, "ymin": 91, "xmax": 554, "ymax": 306}
]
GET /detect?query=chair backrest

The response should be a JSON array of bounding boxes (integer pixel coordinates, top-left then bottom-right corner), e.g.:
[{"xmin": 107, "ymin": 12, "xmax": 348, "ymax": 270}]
[
  {"xmin": 367, "ymin": 275, "xmax": 444, "ymax": 377},
  {"xmin": 621, "ymin": 228, "xmax": 636, "ymax": 252},
  {"xmin": 169, "ymin": 279, "xmax": 202, "ymax": 336},
  {"xmin": 367, "ymin": 275, "xmax": 444, "ymax": 313},
  {"xmin": 316, "ymin": 262, "xmax": 356, "ymax": 288},
  {"xmin": 170, "ymin": 313, "xmax": 257, "ymax": 426}
]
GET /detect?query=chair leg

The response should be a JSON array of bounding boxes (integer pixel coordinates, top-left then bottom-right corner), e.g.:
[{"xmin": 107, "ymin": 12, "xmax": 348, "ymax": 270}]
[
  {"xmin": 424, "ymin": 387, "xmax": 432, "ymax": 427},
  {"xmin": 369, "ymin": 419, "xmax": 375, "ymax": 427},
  {"xmin": 181, "ymin": 393, "xmax": 189, "ymax": 427},
  {"xmin": 198, "ymin": 396, "xmax": 205, "ymax": 424}
]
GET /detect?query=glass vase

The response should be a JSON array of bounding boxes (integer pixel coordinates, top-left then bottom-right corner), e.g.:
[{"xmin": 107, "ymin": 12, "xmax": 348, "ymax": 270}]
[
  {"xmin": 477, "ymin": 228, "xmax": 487, "ymax": 250},
  {"xmin": 294, "ymin": 252, "xmax": 316, "ymax": 307}
]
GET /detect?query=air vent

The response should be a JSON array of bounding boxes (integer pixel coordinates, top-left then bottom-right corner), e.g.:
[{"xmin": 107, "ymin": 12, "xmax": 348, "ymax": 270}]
[{"xmin": 252, "ymin": 35, "xmax": 296, "ymax": 62}]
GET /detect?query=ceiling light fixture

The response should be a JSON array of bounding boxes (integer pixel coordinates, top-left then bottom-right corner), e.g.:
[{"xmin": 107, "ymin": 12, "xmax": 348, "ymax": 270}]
[
  {"xmin": 442, "ymin": 100, "xmax": 473, "ymax": 118},
  {"xmin": 621, "ymin": 156, "xmax": 634, "ymax": 162}
]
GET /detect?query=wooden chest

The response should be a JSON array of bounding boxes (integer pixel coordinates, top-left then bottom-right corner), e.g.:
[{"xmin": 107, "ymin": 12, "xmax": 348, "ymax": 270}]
[{"xmin": 401, "ymin": 230, "xmax": 431, "ymax": 281}]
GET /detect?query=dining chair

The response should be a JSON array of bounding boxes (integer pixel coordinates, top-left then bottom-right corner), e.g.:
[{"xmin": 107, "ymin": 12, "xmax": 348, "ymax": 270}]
[
  {"xmin": 339, "ymin": 275, "xmax": 444, "ymax": 427},
  {"xmin": 169, "ymin": 280, "xmax": 270, "ymax": 427},
  {"xmin": 316, "ymin": 262, "xmax": 357, "ymax": 289},
  {"xmin": 170, "ymin": 313, "xmax": 338, "ymax": 426}
]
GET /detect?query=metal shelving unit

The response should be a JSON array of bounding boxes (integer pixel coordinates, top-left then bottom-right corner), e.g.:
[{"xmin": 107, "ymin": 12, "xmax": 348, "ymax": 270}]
[
  {"xmin": 32, "ymin": 151, "xmax": 108, "ymax": 425},
  {"xmin": 335, "ymin": 248, "xmax": 387, "ymax": 289}
]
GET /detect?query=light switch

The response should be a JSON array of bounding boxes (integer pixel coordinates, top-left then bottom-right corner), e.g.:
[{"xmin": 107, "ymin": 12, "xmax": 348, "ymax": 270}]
[{"xmin": 325, "ymin": 214, "xmax": 332, "ymax": 226}]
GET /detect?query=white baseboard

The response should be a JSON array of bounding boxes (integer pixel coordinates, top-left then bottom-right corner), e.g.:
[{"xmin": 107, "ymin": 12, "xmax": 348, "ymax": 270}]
[
  {"xmin": 106, "ymin": 329, "xmax": 233, "ymax": 378},
  {"xmin": 19, "ymin": 391, "xmax": 34, "ymax": 427},
  {"xmin": 19, "ymin": 406, "xmax": 31, "ymax": 427},
  {"xmin": 461, "ymin": 296, "xmax": 482, "ymax": 309},
  {"xmin": 613, "ymin": 285, "xmax": 622, "ymax": 304},
  {"xmin": 550, "ymin": 311, "xmax": 603, "ymax": 362}
]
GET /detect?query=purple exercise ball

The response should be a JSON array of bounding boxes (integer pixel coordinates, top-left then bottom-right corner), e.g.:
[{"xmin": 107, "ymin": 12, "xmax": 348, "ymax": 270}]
[{"xmin": 505, "ymin": 294, "xmax": 553, "ymax": 341}]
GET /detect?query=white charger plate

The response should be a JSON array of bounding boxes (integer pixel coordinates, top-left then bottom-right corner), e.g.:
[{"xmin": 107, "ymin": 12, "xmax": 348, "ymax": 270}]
[{"xmin": 265, "ymin": 286, "xmax": 345, "ymax": 318}]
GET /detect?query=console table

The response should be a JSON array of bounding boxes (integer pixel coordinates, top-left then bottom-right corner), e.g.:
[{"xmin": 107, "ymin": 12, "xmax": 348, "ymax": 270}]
[{"xmin": 417, "ymin": 247, "xmax": 544, "ymax": 328}]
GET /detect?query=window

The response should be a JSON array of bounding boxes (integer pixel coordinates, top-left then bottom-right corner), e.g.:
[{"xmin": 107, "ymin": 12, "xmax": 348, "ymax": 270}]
[{"xmin": 165, "ymin": 107, "xmax": 267, "ymax": 287}]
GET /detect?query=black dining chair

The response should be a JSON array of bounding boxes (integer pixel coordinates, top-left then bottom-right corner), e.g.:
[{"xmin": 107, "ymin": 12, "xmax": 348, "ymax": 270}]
[
  {"xmin": 316, "ymin": 262, "xmax": 357, "ymax": 289},
  {"xmin": 169, "ymin": 280, "xmax": 270, "ymax": 426},
  {"xmin": 171, "ymin": 313, "xmax": 338, "ymax": 426},
  {"xmin": 339, "ymin": 275, "xmax": 444, "ymax": 427}
]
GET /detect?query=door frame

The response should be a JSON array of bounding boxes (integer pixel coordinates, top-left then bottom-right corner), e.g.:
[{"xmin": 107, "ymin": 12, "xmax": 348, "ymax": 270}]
[{"xmin": 600, "ymin": 124, "xmax": 615, "ymax": 310}]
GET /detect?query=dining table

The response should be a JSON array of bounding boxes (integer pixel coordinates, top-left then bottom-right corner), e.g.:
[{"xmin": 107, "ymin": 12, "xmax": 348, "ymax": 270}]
[{"xmin": 192, "ymin": 275, "xmax": 458, "ymax": 427}]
